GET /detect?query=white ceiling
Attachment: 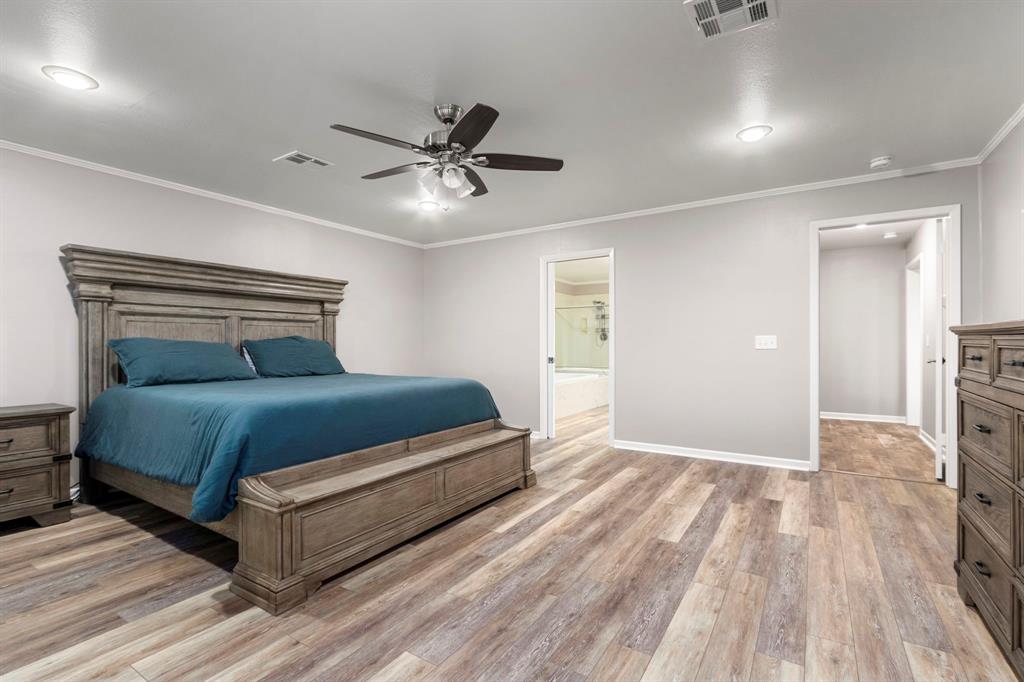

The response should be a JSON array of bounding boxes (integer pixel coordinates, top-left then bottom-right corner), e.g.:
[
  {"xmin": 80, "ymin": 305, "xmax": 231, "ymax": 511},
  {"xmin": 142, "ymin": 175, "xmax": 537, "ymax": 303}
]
[
  {"xmin": 819, "ymin": 219, "xmax": 926, "ymax": 251},
  {"xmin": 1, "ymin": 1, "xmax": 1021, "ymax": 245},
  {"xmin": 555, "ymin": 257, "xmax": 610, "ymax": 284}
]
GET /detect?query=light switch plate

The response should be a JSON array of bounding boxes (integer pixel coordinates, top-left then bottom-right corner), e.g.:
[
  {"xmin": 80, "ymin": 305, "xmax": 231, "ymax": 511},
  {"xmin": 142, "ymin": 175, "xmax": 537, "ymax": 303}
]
[{"xmin": 755, "ymin": 335, "xmax": 778, "ymax": 350}]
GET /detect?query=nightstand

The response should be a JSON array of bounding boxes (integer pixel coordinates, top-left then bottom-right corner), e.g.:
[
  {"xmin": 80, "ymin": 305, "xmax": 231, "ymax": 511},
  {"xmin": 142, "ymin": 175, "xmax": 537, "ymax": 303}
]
[{"xmin": 0, "ymin": 403, "xmax": 75, "ymax": 526}]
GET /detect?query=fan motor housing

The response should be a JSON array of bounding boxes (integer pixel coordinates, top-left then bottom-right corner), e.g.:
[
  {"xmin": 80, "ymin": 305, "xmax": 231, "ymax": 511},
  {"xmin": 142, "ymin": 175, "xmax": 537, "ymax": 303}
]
[{"xmin": 423, "ymin": 129, "xmax": 453, "ymax": 155}]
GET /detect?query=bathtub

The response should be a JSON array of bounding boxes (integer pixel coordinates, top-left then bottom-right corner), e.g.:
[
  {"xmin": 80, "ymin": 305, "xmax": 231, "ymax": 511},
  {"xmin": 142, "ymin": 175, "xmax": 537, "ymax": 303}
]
[{"xmin": 555, "ymin": 367, "xmax": 608, "ymax": 419}]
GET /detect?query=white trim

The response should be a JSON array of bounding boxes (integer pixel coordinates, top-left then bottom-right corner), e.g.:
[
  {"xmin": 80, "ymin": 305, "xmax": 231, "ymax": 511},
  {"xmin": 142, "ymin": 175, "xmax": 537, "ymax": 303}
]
[
  {"xmin": 0, "ymin": 140, "xmax": 425, "ymax": 249},
  {"xmin": 554, "ymin": 277, "xmax": 610, "ymax": 286},
  {"xmin": 978, "ymin": 102, "xmax": 1024, "ymax": 162},
  {"xmin": 905, "ymin": 255, "xmax": 923, "ymax": 428},
  {"xmin": 539, "ymin": 249, "xmax": 615, "ymax": 444},
  {"xmin": 819, "ymin": 412, "xmax": 907, "ymax": 424},
  {"xmin": 918, "ymin": 429, "xmax": 936, "ymax": 452},
  {"xmin": 423, "ymin": 157, "xmax": 978, "ymax": 250},
  {"xmin": 809, "ymin": 204, "xmax": 962, "ymax": 486},
  {"xmin": 614, "ymin": 439, "xmax": 810, "ymax": 472}
]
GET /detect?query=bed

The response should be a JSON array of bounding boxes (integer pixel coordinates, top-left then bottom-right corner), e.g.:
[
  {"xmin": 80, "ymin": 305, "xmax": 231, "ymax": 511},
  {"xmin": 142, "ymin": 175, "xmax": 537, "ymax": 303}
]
[{"xmin": 62, "ymin": 244, "xmax": 534, "ymax": 614}]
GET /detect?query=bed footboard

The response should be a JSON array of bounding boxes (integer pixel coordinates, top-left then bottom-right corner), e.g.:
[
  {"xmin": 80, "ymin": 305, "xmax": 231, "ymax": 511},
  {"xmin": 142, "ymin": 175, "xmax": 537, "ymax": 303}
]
[{"xmin": 230, "ymin": 418, "xmax": 534, "ymax": 614}]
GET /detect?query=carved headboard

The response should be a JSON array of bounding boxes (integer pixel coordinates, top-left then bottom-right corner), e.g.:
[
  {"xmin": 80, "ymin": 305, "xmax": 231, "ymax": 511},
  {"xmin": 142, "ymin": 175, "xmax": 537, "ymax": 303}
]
[{"xmin": 61, "ymin": 245, "xmax": 348, "ymax": 422}]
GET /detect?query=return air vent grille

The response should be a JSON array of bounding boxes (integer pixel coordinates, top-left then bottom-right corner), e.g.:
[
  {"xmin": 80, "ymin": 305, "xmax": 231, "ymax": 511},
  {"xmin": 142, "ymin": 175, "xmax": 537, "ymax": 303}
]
[
  {"xmin": 272, "ymin": 150, "xmax": 334, "ymax": 167},
  {"xmin": 683, "ymin": 0, "xmax": 778, "ymax": 39}
]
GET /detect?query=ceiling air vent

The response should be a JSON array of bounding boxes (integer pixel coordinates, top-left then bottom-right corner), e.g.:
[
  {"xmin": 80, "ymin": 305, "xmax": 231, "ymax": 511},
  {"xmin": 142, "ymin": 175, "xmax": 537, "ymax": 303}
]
[
  {"xmin": 683, "ymin": 0, "xmax": 778, "ymax": 39},
  {"xmin": 272, "ymin": 150, "xmax": 334, "ymax": 167}
]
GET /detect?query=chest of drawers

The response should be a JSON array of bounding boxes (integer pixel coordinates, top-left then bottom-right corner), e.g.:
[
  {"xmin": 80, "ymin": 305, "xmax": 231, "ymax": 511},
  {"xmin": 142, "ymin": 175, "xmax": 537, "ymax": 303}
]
[{"xmin": 952, "ymin": 321, "xmax": 1024, "ymax": 679}]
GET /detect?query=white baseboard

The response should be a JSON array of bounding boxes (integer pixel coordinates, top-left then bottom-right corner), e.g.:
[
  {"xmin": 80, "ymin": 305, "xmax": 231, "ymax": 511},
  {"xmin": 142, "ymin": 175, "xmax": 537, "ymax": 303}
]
[
  {"xmin": 820, "ymin": 412, "xmax": 907, "ymax": 424},
  {"xmin": 918, "ymin": 430, "xmax": 936, "ymax": 452},
  {"xmin": 613, "ymin": 439, "xmax": 810, "ymax": 471}
]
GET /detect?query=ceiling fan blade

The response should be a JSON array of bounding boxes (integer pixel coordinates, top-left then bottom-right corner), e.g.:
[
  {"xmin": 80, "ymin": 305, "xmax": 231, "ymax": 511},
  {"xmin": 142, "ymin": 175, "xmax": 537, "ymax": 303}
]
[
  {"xmin": 461, "ymin": 166, "xmax": 488, "ymax": 197},
  {"xmin": 448, "ymin": 104, "xmax": 499, "ymax": 151},
  {"xmin": 330, "ymin": 124, "xmax": 426, "ymax": 154},
  {"xmin": 472, "ymin": 153, "xmax": 563, "ymax": 171},
  {"xmin": 361, "ymin": 162, "xmax": 433, "ymax": 180}
]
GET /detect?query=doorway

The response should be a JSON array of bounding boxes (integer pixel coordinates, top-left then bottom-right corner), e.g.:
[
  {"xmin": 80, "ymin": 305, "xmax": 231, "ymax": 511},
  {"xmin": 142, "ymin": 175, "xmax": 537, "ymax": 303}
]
[
  {"xmin": 809, "ymin": 206, "xmax": 961, "ymax": 488},
  {"xmin": 539, "ymin": 249, "xmax": 614, "ymax": 442}
]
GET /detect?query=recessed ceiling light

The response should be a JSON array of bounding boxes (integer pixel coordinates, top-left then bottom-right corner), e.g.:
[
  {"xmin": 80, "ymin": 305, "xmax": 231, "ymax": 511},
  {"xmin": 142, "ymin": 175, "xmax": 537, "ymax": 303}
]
[
  {"xmin": 736, "ymin": 124, "xmax": 773, "ymax": 143},
  {"xmin": 855, "ymin": 223, "xmax": 868, "ymax": 229},
  {"xmin": 883, "ymin": 232, "xmax": 898, "ymax": 239},
  {"xmin": 418, "ymin": 199, "xmax": 441, "ymax": 213},
  {"xmin": 41, "ymin": 65, "xmax": 99, "ymax": 90},
  {"xmin": 869, "ymin": 155, "xmax": 893, "ymax": 170}
]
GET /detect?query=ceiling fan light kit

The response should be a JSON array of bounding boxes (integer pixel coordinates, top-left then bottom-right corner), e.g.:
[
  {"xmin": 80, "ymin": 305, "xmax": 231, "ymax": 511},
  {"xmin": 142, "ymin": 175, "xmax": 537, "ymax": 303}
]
[{"xmin": 331, "ymin": 102, "xmax": 564, "ymax": 207}]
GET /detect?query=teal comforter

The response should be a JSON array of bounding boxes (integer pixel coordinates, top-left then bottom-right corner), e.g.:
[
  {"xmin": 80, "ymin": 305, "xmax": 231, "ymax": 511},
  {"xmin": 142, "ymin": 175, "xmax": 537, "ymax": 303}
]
[{"xmin": 75, "ymin": 374, "xmax": 500, "ymax": 522}]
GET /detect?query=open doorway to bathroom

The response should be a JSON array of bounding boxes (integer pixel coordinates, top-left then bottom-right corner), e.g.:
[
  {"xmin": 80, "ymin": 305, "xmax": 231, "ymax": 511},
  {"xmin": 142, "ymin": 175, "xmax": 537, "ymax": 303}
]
[
  {"xmin": 810, "ymin": 206, "xmax": 961, "ymax": 487},
  {"xmin": 540, "ymin": 250, "xmax": 613, "ymax": 442}
]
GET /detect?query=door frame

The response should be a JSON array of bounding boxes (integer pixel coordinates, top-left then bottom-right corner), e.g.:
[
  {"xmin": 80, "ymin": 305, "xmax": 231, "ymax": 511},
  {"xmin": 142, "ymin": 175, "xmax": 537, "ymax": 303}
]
[
  {"xmin": 905, "ymin": 255, "xmax": 923, "ymax": 428},
  {"xmin": 809, "ymin": 205, "xmax": 961, "ymax": 487},
  {"xmin": 538, "ymin": 248, "xmax": 615, "ymax": 442}
]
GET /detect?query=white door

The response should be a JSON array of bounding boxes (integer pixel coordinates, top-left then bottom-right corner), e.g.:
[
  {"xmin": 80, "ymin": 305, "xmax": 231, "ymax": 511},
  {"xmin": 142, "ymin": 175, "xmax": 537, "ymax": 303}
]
[{"xmin": 545, "ymin": 260, "xmax": 557, "ymax": 438}]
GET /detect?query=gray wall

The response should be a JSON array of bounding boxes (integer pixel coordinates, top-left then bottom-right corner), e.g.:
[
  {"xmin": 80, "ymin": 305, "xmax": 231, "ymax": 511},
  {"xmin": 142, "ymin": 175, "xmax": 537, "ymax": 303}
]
[
  {"xmin": 0, "ymin": 150, "xmax": 425, "ymax": 460},
  {"xmin": 980, "ymin": 120, "xmax": 1024, "ymax": 322},
  {"xmin": 819, "ymin": 244, "xmax": 905, "ymax": 417},
  {"xmin": 423, "ymin": 166, "xmax": 980, "ymax": 463}
]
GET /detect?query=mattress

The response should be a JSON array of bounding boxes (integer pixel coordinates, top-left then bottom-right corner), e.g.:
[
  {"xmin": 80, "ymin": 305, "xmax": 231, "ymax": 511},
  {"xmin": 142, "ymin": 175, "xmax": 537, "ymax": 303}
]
[{"xmin": 75, "ymin": 373, "xmax": 500, "ymax": 522}]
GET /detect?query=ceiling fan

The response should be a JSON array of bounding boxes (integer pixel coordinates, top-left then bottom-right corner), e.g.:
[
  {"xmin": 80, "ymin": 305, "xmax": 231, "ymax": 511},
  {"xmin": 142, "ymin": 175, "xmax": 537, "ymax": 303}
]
[{"xmin": 329, "ymin": 103, "xmax": 563, "ymax": 203}]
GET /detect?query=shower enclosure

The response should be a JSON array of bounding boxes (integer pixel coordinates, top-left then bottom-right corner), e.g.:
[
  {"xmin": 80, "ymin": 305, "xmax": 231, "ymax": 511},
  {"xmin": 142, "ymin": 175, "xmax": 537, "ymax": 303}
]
[{"xmin": 554, "ymin": 277, "xmax": 610, "ymax": 419}]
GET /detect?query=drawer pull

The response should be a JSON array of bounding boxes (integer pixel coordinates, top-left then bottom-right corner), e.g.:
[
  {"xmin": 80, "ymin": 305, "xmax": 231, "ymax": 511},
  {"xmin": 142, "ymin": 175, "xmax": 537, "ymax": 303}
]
[
  {"xmin": 965, "ymin": 354, "xmax": 983, "ymax": 362},
  {"xmin": 0, "ymin": 438, "xmax": 13, "ymax": 446},
  {"xmin": 972, "ymin": 560, "xmax": 992, "ymax": 578},
  {"xmin": 0, "ymin": 488, "xmax": 12, "ymax": 495},
  {"xmin": 971, "ymin": 424, "xmax": 991, "ymax": 434},
  {"xmin": 1004, "ymin": 359, "xmax": 1024, "ymax": 367},
  {"xmin": 973, "ymin": 491, "xmax": 992, "ymax": 505}
]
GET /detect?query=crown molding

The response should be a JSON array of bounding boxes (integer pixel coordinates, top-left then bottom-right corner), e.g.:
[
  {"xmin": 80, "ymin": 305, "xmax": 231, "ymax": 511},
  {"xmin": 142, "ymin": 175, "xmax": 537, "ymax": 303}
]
[
  {"xmin": 0, "ymin": 140, "xmax": 426, "ymax": 249},
  {"xmin": 423, "ymin": 156, "xmax": 979, "ymax": 249},
  {"xmin": 977, "ymin": 102, "xmax": 1024, "ymax": 162}
]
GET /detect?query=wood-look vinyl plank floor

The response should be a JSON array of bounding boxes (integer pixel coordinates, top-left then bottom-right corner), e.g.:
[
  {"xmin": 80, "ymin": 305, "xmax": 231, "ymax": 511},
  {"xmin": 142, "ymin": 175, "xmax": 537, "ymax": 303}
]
[
  {"xmin": 820, "ymin": 418, "xmax": 938, "ymax": 483},
  {"xmin": 0, "ymin": 406, "xmax": 1013, "ymax": 681}
]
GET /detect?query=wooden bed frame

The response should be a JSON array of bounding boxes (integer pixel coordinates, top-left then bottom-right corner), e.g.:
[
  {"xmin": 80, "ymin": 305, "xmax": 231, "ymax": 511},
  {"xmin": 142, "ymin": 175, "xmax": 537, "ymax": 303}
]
[{"xmin": 62, "ymin": 244, "xmax": 534, "ymax": 614}]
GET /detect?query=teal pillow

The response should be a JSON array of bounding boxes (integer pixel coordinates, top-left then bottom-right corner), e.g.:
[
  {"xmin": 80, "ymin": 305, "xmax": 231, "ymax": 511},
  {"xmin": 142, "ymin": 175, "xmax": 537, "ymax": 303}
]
[
  {"xmin": 242, "ymin": 336, "xmax": 345, "ymax": 377},
  {"xmin": 108, "ymin": 338, "xmax": 256, "ymax": 388}
]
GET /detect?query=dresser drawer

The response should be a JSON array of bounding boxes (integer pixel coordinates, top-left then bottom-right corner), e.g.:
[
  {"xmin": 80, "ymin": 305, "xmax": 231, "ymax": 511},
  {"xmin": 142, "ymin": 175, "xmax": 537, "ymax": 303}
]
[
  {"xmin": 960, "ymin": 516, "xmax": 1014, "ymax": 640},
  {"xmin": 960, "ymin": 337, "xmax": 993, "ymax": 383},
  {"xmin": 1013, "ymin": 579, "xmax": 1024, "ymax": 674},
  {"xmin": 0, "ymin": 464, "xmax": 59, "ymax": 513},
  {"xmin": 1017, "ymin": 495, "xmax": 1024, "ymax": 578},
  {"xmin": 959, "ymin": 454, "xmax": 1015, "ymax": 562},
  {"xmin": 1017, "ymin": 413, "xmax": 1024, "ymax": 493},
  {"xmin": 994, "ymin": 337, "xmax": 1024, "ymax": 394},
  {"xmin": 0, "ymin": 417, "xmax": 61, "ymax": 460},
  {"xmin": 959, "ymin": 392, "xmax": 1014, "ymax": 480}
]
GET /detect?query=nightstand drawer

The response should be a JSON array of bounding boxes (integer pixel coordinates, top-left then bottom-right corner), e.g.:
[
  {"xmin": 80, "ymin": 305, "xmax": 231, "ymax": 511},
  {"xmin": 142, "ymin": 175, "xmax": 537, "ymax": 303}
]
[
  {"xmin": 0, "ymin": 464, "xmax": 59, "ymax": 512},
  {"xmin": 0, "ymin": 417, "xmax": 60, "ymax": 459}
]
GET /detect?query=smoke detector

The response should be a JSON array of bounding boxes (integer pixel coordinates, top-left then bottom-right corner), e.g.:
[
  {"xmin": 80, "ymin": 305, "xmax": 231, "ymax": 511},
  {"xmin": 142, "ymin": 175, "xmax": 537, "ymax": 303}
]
[
  {"xmin": 683, "ymin": 0, "xmax": 778, "ymax": 39},
  {"xmin": 272, "ymin": 150, "xmax": 333, "ymax": 167}
]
